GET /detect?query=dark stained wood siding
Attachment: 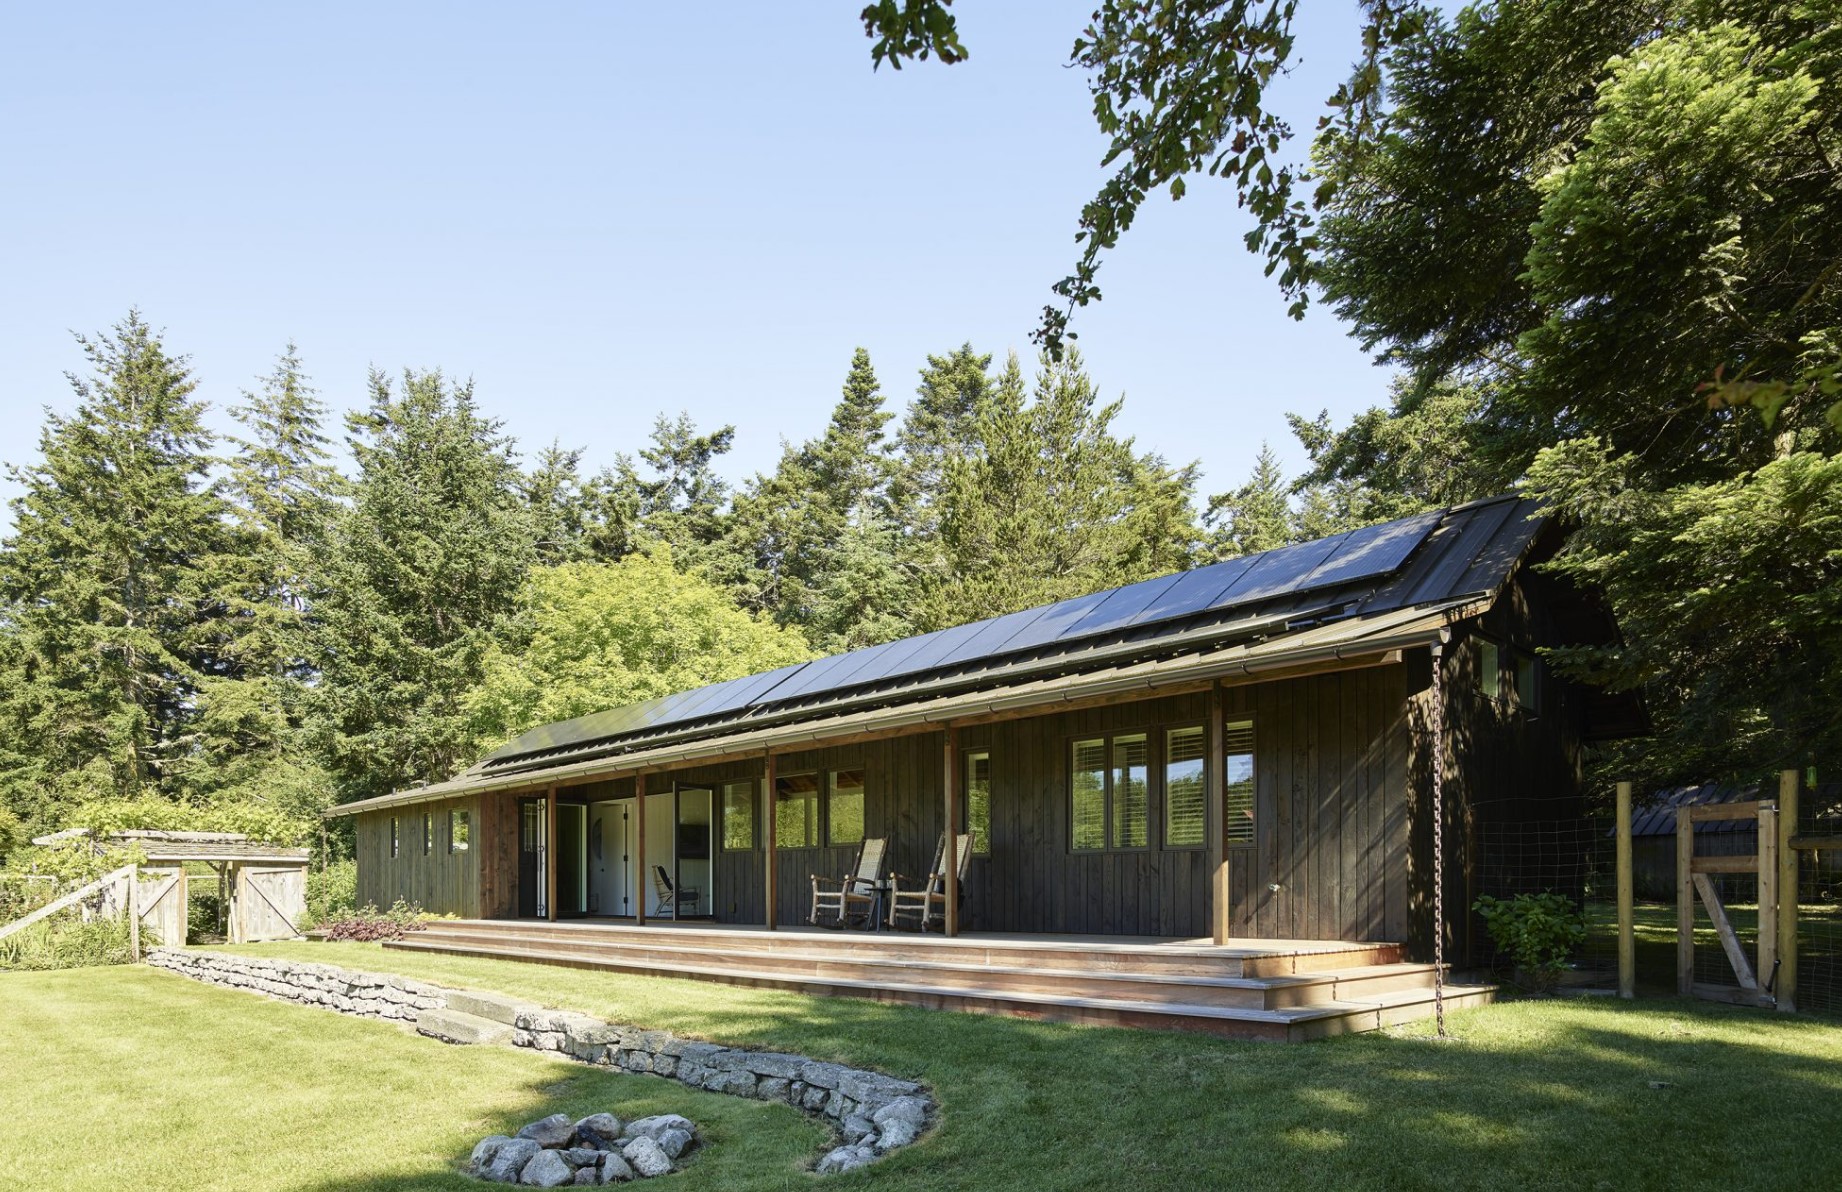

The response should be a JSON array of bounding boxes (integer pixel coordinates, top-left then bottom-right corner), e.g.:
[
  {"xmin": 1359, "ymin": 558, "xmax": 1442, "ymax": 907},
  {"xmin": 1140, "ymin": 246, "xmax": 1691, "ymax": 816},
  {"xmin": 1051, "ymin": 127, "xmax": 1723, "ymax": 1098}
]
[
  {"xmin": 358, "ymin": 569, "xmax": 1600, "ymax": 953},
  {"xmin": 356, "ymin": 795, "xmax": 482, "ymax": 917}
]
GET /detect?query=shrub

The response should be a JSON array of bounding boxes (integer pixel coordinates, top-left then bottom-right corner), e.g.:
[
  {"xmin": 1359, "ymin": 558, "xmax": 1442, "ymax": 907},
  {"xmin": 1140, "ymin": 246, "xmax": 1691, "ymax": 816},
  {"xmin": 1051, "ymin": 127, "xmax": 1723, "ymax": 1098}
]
[
  {"xmin": 319, "ymin": 900, "xmax": 427, "ymax": 942},
  {"xmin": 188, "ymin": 888, "xmax": 226, "ymax": 944},
  {"xmin": 302, "ymin": 860, "xmax": 357, "ymax": 930},
  {"xmin": 0, "ymin": 912, "xmax": 141, "ymax": 971},
  {"xmin": 1473, "ymin": 892, "xmax": 1588, "ymax": 993}
]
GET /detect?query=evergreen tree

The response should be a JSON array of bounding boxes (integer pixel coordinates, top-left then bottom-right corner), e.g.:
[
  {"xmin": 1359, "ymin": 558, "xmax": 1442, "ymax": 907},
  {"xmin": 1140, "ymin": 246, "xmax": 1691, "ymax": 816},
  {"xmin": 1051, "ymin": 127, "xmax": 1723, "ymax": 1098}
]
[
  {"xmin": 0, "ymin": 313, "xmax": 232, "ymax": 824},
  {"xmin": 722, "ymin": 348, "xmax": 907, "ymax": 651},
  {"xmin": 634, "ymin": 413, "xmax": 736, "ymax": 562},
  {"xmin": 523, "ymin": 441, "xmax": 596, "ymax": 565},
  {"xmin": 202, "ymin": 345, "xmax": 344, "ymax": 819},
  {"xmin": 893, "ymin": 343, "xmax": 993, "ymax": 537},
  {"xmin": 311, "ymin": 368, "xmax": 535, "ymax": 801},
  {"xmin": 1204, "ymin": 444, "xmax": 1293, "ymax": 558},
  {"xmin": 920, "ymin": 350, "xmax": 1200, "ymax": 628}
]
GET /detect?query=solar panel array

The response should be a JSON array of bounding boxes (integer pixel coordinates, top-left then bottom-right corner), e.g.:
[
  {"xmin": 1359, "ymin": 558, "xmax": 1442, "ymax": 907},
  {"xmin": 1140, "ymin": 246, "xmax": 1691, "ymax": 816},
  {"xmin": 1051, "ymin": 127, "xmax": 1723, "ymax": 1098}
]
[{"xmin": 484, "ymin": 508, "xmax": 1446, "ymax": 765}]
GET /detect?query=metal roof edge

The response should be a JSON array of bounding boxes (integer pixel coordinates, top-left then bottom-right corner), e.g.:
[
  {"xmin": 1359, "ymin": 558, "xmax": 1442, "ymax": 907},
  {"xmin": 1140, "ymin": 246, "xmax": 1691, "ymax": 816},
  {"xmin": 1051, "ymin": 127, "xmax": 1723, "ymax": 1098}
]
[{"xmin": 326, "ymin": 598, "xmax": 1482, "ymax": 819}]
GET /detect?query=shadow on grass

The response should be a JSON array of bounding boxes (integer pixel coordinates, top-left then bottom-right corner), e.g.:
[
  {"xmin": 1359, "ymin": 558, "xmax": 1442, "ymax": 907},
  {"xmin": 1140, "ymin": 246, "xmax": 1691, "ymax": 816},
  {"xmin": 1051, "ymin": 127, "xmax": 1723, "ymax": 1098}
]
[{"xmin": 226, "ymin": 945, "xmax": 1842, "ymax": 1192}]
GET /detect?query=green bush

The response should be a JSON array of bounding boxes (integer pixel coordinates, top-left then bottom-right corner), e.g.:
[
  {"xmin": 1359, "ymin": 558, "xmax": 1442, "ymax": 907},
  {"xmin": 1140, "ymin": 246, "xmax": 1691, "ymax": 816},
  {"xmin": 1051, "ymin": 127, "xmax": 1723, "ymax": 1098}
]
[
  {"xmin": 188, "ymin": 888, "xmax": 226, "ymax": 943},
  {"xmin": 302, "ymin": 860, "xmax": 357, "ymax": 930},
  {"xmin": 1473, "ymin": 892, "xmax": 1588, "ymax": 993},
  {"xmin": 0, "ymin": 912, "xmax": 141, "ymax": 971}
]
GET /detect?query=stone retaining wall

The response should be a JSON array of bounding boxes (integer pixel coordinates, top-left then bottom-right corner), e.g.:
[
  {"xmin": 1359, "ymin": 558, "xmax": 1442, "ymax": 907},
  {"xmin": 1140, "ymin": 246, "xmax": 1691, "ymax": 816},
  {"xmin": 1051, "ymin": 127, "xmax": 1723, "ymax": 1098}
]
[
  {"xmin": 149, "ymin": 948, "xmax": 448, "ymax": 1021},
  {"xmin": 146, "ymin": 948, "xmax": 932, "ymax": 1174}
]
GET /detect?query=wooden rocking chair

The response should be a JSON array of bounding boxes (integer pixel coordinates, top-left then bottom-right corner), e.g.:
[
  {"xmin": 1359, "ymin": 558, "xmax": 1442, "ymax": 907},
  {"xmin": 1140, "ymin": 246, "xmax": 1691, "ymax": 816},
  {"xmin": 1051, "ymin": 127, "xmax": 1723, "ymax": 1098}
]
[
  {"xmin": 809, "ymin": 837, "xmax": 888, "ymax": 929},
  {"xmin": 887, "ymin": 833, "xmax": 972, "ymax": 932}
]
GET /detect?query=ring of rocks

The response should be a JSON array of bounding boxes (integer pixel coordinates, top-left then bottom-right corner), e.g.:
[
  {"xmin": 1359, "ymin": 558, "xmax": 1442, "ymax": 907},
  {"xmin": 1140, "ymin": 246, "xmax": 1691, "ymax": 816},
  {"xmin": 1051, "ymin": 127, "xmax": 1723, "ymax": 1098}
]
[
  {"xmin": 471, "ymin": 1111, "xmax": 696, "ymax": 1185},
  {"xmin": 148, "ymin": 948, "xmax": 933, "ymax": 1175}
]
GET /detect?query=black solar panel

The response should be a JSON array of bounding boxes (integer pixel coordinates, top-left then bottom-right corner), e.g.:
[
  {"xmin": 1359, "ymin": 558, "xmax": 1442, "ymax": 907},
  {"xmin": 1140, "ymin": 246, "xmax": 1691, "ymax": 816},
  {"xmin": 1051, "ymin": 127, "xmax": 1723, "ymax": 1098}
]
[
  {"xmin": 1058, "ymin": 571, "xmax": 1183, "ymax": 640},
  {"xmin": 669, "ymin": 663, "xmax": 807, "ymax": 724},
  {"xmin": 1297, "ymin": 511, "xmax": 1440, "ymax": 591},
  {"xmin": 1126, "ymin": 554, "xmax": 1261, "ymax": 626},
  {"xmin": 867, "ymin": 620, "xmax": 989, "ymax": 684},
  {"xmin": 932, "ymin": 604, "xmax": 1054, "ymax": 670},
  {"xmin": 759, "ymin": 646, "xmax": 883, "ymax": 703},
  {"xmin": 1211, "ymin": 534, "xmax": 1349, "ymax": 608},
  {"xmin": 987, "ymin": 589, "xmax": 1115, "ymax": 656},
  {"xmin": 827, "ymin": 629, "xmax": 951, "ymax": 690}
]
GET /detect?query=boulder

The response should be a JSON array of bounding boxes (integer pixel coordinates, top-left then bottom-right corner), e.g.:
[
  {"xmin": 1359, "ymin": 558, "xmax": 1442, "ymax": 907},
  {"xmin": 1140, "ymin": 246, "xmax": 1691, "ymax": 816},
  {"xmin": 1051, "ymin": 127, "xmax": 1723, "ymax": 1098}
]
[
  {"xmin": 517, "ymin": 1113, "xmax": 577, "ymax": 1149},
  {"xmin": 598, "ymin": 1152, "xmax": 635, "ymax": 1183},
  {"xmin": 815, "ymin": 1144, "xmax": 877, "ymax": 1175},
  {"xmin": 480, "ymin": 1137, "xmax": 540, "ymax": 1183},
  {"xmin": 573, "ymin": 1113, "xmax": 624, "ymax": 1150},
  {"xmin": 875, "ymin": 1118, "xmax": 919, "ymax": 1152},
  {"xmin": 654, "ymin": 1128, "xmax": 695, "ymax": 1160},
  {"xmin": 561, "ymin": 1148, "xmax": 604, "ymax": 1167},
  {"xmin": 470, "ymin": 1135, "xmax": 512, "ymax": 1174},
  {"xmin": 622, "ymin": 1114, "xmax": 695, "ymax": 1142},
  {"xmin": 621, "ymin": 1136, "xmax": 674, "ymax": 1179},
  {"xmin": 839, "ymin": 1116, "xmax": 876, "ymax": 1145},
  {"xmin": 573, "ymin": 1169, "xmax": 598, "ymax": 1186},
  {"xmin": 872, "ymin": 1095, "xmax": 930, "ymax": 1131},
  {"xmin": 519, "ymin": 1148, "xmax": 574, "ymax": 1188}
]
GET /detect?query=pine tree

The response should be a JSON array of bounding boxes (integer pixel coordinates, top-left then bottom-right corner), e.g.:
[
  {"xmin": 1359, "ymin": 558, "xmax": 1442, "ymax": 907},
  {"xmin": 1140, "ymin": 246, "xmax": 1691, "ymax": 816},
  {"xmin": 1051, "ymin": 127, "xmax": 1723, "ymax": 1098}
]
[
  {"xmin": 1204, "ymin": 444, "xmax": 1293, "ymax": 558},
  {"xmin": 893, "ymin": 343, "xmax": 994, "ymax": 538},
  {"xmin": 523, "ymin": 441, "xmax": 596, "ymax": 565},
  {"xmin": 0, "ymin": 312, "xmax": 232, "ymax": 824},
  {"xmin": 202, "ymin": 346, "xmax": 343, "ymax": 819},
  {"xmin": 920, "ymin": 350, "xmax": 1200, "ymax": 628},
  {"xmin": 310, "ymin": 368, "xmax": 536, "ymax": 801},
  {"xmin": 722, "ymin": 349, "xmax": 908, "ymax": 651},
  {"xmin": 634, "ymin": 413, "xmax": 736, "ymax": 562}
]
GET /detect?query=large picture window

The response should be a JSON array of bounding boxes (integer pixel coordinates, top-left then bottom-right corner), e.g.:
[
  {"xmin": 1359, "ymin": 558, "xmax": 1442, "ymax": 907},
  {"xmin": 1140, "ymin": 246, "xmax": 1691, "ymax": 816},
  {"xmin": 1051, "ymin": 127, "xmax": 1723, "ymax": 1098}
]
[
  {"xmin": 827, "ymin": 769, "xmax": 865, "ymax": 847},
  {"xmin": 965, "ymin": 751, "xmax": 991, "ymax": 856},
  {"xmin": 775, "ymin": 773, "xmax": 819, "ymax": 849},
  {"xmin": 1071, "ymin": 732, "xmax": 1150, "ymax": 851},
  {"xmin": 722, "ymin": 779, "xmax": 756, "ymax": 850}
]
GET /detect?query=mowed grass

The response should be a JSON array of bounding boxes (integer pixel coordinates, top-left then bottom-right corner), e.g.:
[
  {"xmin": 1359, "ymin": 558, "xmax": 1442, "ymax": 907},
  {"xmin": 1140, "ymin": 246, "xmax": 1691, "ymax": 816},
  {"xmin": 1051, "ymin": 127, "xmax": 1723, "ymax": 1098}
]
[{"xmin": 7, "ymin": 942, "xmax": 1842, "ymax": 1192}]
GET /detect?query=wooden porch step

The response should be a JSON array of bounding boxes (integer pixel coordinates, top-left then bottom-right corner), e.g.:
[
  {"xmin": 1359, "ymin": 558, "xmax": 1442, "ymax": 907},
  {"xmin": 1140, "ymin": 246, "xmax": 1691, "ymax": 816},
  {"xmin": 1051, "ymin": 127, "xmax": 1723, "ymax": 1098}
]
[
  {"xmin": 400, "ymin": 924, "xmax": 1435, "ymax": 1010},
  {"xmin": 409, "ymin": 919, "xmax": 1403, "ymax": 979},
  {"xmin": 382, "ymin": 934, "xmax": 1491, "ymax": 1040}
]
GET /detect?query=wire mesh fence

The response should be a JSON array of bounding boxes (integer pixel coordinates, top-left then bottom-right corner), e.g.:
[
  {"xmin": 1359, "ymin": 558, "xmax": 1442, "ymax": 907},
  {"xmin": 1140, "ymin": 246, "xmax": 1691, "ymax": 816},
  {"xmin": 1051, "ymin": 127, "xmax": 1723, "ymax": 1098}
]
[{"xmin": 1470, "ymin": 810, "xmax": 1619, "ymax": 988}]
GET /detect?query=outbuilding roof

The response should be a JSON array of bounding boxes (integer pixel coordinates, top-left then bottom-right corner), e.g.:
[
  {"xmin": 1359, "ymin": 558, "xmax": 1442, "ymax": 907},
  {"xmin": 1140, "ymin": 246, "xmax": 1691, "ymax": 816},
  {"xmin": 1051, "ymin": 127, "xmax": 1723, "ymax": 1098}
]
[{"xmin": 329, "ymin": 494, "xmax": 1558, "ymax": 817}]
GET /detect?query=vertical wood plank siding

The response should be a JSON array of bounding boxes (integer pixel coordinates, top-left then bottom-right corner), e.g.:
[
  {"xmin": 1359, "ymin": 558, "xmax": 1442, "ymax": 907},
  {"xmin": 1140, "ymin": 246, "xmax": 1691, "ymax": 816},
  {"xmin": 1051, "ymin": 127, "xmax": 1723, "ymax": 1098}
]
[
  {"xmin": 360, "ymin": 578, "xmax": 1591, "ymax": 959},
  {"xmin": 355, "ymin": 794, "xmax": 483, "ymax": 918}
]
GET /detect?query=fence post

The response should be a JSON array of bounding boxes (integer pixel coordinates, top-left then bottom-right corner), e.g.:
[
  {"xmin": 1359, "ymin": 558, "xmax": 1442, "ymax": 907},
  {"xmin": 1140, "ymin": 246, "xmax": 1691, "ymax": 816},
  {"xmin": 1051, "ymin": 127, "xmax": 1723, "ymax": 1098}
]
[
  {"xmin": 127, "ymin": 863, "xmax": 141, "ymax": 963},
  {"xmin": 1616, "ymin": 780, "xmax": 1635, "ymax": 999},
  {"xmin": 1777, "ymin": 770, "xmax": 1799, "ymax": 1014},
  {"xmin": 1677, "ymin": 806, "xmax": 1695, "ymax": 997},
  {"xmin": 1758, "ymin": 804, "xmax": 1778, "ymax": 996}
]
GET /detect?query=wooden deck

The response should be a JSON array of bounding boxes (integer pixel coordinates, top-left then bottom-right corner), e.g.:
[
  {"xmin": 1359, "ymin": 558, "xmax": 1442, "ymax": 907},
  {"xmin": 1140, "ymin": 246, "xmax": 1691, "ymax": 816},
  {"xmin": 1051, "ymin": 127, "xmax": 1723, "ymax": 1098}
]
[{"xmin": 385, "ymin": 919, "xmax": 1493, "ymax": 1041}]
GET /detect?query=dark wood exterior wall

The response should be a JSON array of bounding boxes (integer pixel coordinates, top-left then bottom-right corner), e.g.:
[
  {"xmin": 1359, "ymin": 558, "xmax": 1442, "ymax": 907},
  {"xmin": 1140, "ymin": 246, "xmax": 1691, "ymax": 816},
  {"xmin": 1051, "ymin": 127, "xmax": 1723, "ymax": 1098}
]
[
  {"xmin": 355, "ymin": 794, "xmax": 483, "ymax": 918},
  {"xmin": 369, "ymin": 569, "xmax": 1601, "ymax": 957}
]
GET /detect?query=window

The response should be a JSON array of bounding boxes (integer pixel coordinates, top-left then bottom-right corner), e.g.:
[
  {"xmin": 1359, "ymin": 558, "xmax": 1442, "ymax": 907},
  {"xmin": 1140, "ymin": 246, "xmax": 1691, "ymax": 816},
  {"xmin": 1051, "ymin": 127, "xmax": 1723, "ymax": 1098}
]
[
  {"xmin": 965, "ymin": 751, "xmax": 991, "ymax": 855},
  {"xmin": 827, "ymin": 769, "xmax": 865, "ymax": 847},
  {"xmin": 1479, "ymin": 639, "xmax": 1541, "ymax": 714},
  {"xmin": 521, "ymin": 802, "xmax": 540, "ymax": 853},
  {"xmin": 1225, "ymin": 719, "xmax": 1256, "ymax": 846},
  {"xmin": 774, "ymin": 773, "xmax": 819, "ymax": 849},
  {"xmin": 422, "ymin": 812, "xmax": 433, "ymax": 856},
  {"xmin": 1164, "ymin": 727, "xmax": 1206, "ymax": 847},
  {"xmin": 389, "ymin": 817, "xmax": 400, "ymax": 859},
  {"xmin": 449, "ymin": 809, "xmax": 469, "ymax": 853},
  {"xmin": 722, "ymin": 780, "xmax": 756, "ymax": 850},
  {"xmin": 1071, "ymin": 732, "xmax": 1149, "ymax": 851}
]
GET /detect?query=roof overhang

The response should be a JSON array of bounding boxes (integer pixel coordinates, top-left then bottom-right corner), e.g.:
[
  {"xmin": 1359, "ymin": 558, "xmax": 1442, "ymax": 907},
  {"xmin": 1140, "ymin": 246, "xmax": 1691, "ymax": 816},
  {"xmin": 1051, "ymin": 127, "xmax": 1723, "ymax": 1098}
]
[{"xmin": 327, "ymin": 597, "xmax": 1482, "ymax": 818}]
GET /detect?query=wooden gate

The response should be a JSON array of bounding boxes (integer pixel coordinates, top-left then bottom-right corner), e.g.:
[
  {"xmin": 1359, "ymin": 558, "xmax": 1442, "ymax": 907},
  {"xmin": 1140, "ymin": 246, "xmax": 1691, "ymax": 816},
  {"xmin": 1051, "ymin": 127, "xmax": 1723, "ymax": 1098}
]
[
  {"xmin": 232, "ymin": 865, "xmax": 305, "ymax": 943},
  {"xmin": 1676, "ymin": 793, "xmax": 1784, "ymax": 1007},
  {"xmin": 136, "ymin": 866, "xmax": 187, "ymax": 948}
]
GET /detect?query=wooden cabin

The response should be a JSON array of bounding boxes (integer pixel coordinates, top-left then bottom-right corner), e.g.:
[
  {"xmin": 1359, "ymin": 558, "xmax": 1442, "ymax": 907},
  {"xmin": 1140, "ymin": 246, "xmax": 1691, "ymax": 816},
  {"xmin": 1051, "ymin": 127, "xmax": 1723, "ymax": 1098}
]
[{"xmin": 328, "ymin": 496, "xmax": 1636, "ymax": 1035}]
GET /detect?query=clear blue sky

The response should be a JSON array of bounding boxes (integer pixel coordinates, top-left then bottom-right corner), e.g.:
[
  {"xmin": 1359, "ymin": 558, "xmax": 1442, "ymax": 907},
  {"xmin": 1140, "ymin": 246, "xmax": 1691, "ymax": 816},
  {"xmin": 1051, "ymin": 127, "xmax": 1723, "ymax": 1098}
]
[{"xmin": 0, "ymin": 2, "xmax": 1391, "ymax": 522}]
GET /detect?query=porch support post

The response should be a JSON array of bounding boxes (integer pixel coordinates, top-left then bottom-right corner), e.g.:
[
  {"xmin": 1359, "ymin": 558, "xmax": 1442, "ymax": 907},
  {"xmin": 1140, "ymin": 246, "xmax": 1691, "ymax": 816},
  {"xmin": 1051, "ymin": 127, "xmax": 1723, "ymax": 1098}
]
[
  {"xmin": 944, "ymin": 723, "xmax": 961, "ymax": 938},
  {"xmin": 763, "ymin": 751, "xmax": 778, "ymax": 930},
  {"xmin": 635, "ymin": 772, "xmax": 648, "ymax": 926},
  {"xmin": 1207, "ymin": 681, "xmax": 1230, "ymax": 945},
  {"xmin": 545, "ymin": 785, "xmax": 558, "ymax": 922}
]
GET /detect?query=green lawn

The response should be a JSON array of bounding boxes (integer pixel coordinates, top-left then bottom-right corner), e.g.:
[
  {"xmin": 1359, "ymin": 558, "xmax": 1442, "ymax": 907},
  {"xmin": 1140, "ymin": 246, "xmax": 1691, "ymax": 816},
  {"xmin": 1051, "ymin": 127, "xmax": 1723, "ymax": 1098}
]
[{"xmin": 5, "ymin": 944, "xmax": 1842, "ymax": 1191}]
